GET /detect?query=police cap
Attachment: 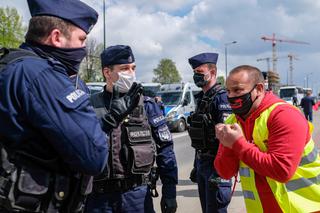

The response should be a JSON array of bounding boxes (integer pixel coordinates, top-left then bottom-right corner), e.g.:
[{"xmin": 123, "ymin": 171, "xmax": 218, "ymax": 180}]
[
  {"xmin": 27, "ymin": 0, "xmax": 98, "ymax": 34},
  {"xmin": 100, "ymin": 45, "xmax": 135, "ymax": 68},
  {"xmin": 188, "ymin": 52, "xmax": 218, "ymax": 69}
]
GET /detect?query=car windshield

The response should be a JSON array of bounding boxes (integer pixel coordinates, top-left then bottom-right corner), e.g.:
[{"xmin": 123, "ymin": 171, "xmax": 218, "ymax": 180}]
[
  {"xmin": 87, "ymin": 85, "xmax": 104, "ymax": 95},
  {"xmin": 280, "ymin": 88, "xmax": 296, "ymax": 98},
  {"xmin": 158, "ymin": 91, "xmax": 182, "ymax": 105},
  {"xmin": 143, "ymin": 86, "xmax": 161, "ymax": 97}
]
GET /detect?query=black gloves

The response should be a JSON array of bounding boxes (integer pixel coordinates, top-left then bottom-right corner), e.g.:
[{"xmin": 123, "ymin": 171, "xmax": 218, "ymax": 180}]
[
  {"xmin": 102, "ymin": 82, "xmax": 143, "ymax": 130},
  {"xmin": 189, "ymin": 167, "xmax": 197, "ymax": 183},
  {"xmin": 160, "ymin": 197, "xmax": 177, "ymax": 213}
]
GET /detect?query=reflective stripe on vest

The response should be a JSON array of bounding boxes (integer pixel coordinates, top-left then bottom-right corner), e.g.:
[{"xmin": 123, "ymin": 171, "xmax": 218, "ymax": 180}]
[{"xmin": 226, "ymin": 102, "xmax": 320, "ymax": 213}]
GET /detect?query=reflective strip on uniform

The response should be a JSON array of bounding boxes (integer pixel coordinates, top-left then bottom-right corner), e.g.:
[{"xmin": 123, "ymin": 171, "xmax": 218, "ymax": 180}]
[
  {"xmin": 239, "ymin": 167, "xmax": 250, "ymax": 177},
  {"xmin": 299, "ymin": 145, "xmax": 318, "ymax": 166},
  {"xmin": 243, "ymin": 190, "xmax": 255, "ymax": 200},
  {"xmin": 286, "ymin": 174, "xmax": 320, "ymax": 192}
]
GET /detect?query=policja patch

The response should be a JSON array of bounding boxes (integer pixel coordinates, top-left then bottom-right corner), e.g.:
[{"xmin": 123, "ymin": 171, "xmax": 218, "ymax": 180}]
[{"xmin": 158, "ymin": 125, "xmax": 172, "ymax": 142}]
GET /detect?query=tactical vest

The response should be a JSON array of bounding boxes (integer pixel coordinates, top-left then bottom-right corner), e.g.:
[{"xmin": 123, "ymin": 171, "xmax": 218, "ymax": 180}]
[
  {"xmin": 188, "ymin": 85, "xmax": 222, "ymax": 152},
  {"xmin": 92, "ymin": 93, "xmax": 156, "ymax": 182},
  {"xmin": 0, "ymin": 48, "xmax": 92, "ymax": 213},
  {"xmin": 226, "ymin": 102, "xmax": 320, "ymax": 212}
]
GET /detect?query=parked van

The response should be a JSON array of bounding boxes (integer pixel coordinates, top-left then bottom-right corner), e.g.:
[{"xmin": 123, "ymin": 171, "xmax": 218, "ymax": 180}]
[
  {"xmin": 279, "ymin": 85, "xmax": 304, "ymax": 106},
  {"xmin": 156, "ymin": 83, "xmax": 201, "ymax": 132}
]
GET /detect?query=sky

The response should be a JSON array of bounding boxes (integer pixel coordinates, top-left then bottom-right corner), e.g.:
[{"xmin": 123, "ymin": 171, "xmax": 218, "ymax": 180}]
[{"xmin": 1, "ymin": 0, "xmax": 320, "ymax": 93}]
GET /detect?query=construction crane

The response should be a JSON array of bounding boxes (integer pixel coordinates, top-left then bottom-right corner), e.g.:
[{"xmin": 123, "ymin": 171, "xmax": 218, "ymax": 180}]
[
  {"xmin": 257, "ymin": 57, "xmax": 272, "ymax": 71},
  {"xmin": 261, "ymin": 33, "xmax": 309, "ymax": 73},
  {"xmin": 287, "ymin": 54, "xmax": 299, "ymax": 85}
]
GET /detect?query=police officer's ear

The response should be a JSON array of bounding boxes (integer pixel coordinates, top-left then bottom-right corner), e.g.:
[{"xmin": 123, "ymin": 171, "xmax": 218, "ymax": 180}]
[
  {"xmin": 102, "ymin": 66, "xmax": 110, "ymax": 80},
  {"xmin": 208, "ymin": 64, "xmax": 217, "ymax": 78},
  {"xmin": 103, "ymin": 66, "xmax": 114, "ymax": 92},
  {"xmin": 46, "ymin": 28, "xmax": 66, "ymax": 48}
]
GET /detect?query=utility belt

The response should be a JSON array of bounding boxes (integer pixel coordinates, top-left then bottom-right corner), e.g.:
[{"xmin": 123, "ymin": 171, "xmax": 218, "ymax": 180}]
[
  {"xmin": 196, "ymin": 149, "xmax": 216, "ymax": 159},
  {"xmin": 92, "ymin": 175, "xmax": 148, "ymax": 194},
  {"xmin": 0, "ymin": 144, "xmax": 92, "ymax": 213}
]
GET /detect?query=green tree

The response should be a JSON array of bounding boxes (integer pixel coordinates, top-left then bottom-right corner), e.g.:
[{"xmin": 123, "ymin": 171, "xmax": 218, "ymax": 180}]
[
  {"xmin": 217, "ymin": 76, "xmax": 225, "ymax": 86},
  {"xmin": 0, "ymin": 7, "xmax": 25, "ymax": 48},
  {"xmin": 152, "ymin": 58, "xmax": 182, "ymax": 84},
  {"xmin": 80, "ymin": 38, "xmax": 104, "ymax": 82}
]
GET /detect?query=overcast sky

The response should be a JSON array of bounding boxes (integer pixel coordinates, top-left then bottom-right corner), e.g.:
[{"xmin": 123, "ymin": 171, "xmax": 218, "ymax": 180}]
[{"xmin": 1, "ymin": 0, "xmax": 320, "ymax": 92}]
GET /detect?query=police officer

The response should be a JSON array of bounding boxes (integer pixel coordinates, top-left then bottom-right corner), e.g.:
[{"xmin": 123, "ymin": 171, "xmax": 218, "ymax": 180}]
[
  {"xmin": 0, "ymin": 0, "xmax": 141, "ymax": 212},
  {"xmin": 85, "ymin": 45, "xmax": 178, "ymax": 213},
  {"xmin": 187, "ymin": 53, "xmax": 232, "ymax": 213}
]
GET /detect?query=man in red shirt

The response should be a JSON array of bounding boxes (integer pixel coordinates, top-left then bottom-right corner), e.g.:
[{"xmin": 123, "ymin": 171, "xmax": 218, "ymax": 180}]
[{"xmin": 214, "ymin": 65, "xmax": 320, "ymax": 212}]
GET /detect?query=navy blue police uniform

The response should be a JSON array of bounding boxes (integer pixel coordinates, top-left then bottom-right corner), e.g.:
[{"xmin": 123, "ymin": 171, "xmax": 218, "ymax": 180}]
[
  {"xmin": 85, "ymin": 45, "xmax": 178, "ymax": 213},
  {"xmin": 188, "ymin": 53, "xmax": 232, "ymax": 213},
  {"xmin": 0, "ymin": 0, "xmax": 109, "ymax": 212}
]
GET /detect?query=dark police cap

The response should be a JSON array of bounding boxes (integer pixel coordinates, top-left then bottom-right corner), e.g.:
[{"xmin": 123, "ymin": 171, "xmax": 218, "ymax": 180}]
[
  {"xmin": 188, "ymin": 52, "xmax": 219, "ymax": 69},
  {"xmin": 101, "ymin": 45, "xmax": 135, "ymax": 68},
  {"xmin": 27, "ymin": 0, "xmax": 98, "ymax": 34}
]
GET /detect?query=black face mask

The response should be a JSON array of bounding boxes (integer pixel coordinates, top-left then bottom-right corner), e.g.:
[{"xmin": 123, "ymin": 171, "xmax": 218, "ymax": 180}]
[
  {"xmin": 227, "ymin": 85, "xmax": 258, "ymax": 116},
  {"xmin": 193, "ymin": 73, "xmax": 209, "ymax": 88},
  {"xmin": 32, "ymin": 43, "xmax": 87, "ymax": 74}
]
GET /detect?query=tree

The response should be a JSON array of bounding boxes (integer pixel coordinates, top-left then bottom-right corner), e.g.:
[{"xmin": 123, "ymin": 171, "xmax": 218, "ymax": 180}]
[
  {"xmin": 0, "ymin": 7, "xmax": 25, "ymax": 48},
  {"xmin": 152, "ymin": 58, "xmax": 182, "ymax": 84},
  {"xmin": 217, "ymin": 76, "xmax": 225, "ymax": 86},
  {"xmin": 79, "ymin": 38, "xmax": 104, "ymax": 82}
]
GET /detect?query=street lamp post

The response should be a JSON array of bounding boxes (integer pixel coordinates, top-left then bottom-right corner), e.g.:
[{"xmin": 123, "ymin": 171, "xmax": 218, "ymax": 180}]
[
  {"xmin": 103, "ymin": 0, "xmax": 106, "ymax": 49},
  {"xmin": 306, "ymin": 72, "xmax": 313, "ymax": 88},
  {"xmin": 224, "ymin": 41, "xmax": 237, "ymax": 79}
]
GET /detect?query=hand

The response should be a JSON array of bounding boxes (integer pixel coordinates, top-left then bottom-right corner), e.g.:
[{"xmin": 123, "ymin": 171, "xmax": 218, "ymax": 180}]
[
  {"xmin": 189, "ymin": 167, "xmax": 197, "ymax": 183},
  {"xmin": 160, "ymin": 198, "xmax": 177, "ymax": 213},
  {"xmin": 215, "ymin": 123, "xmax": 244, "ymax": 148},
  {"xmin": 103, "ymin": 83, "xmax": 143, "ymax": 129}
]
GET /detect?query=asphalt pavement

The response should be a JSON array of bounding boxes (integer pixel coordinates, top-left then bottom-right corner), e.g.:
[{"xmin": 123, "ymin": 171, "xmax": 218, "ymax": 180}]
[{"xmin": 154, "ymin": 110, "xmax": 320, "ymax": 213}]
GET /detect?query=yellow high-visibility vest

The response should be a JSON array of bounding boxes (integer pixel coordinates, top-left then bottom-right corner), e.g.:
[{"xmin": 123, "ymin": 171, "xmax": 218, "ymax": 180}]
[{"xmin": 226, "ymin": 102, "xmax": 320, "ymax": 212}]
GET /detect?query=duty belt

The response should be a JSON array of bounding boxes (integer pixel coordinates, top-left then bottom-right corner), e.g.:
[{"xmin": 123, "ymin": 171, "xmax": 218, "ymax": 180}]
[
  {"xmin": 93, "ymin": 176, "xmax": 148, "ymax": 193},
  {"xmin": 197, "ymin": 149, "xmax": 215, "ymax": 159}
]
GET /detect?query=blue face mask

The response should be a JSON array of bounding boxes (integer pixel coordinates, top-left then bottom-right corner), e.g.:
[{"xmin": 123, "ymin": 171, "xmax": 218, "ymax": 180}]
[{"xmin": 32, "ymin": 43, "xmax": 87, "ymax": 74}]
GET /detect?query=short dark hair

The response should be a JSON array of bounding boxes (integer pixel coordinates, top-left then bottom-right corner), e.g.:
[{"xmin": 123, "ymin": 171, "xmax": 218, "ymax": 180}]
[
  {"xmin": 229, "ymin": 65, "xmax": 264, "ymax": 85},
  {"xmin": 25, "ymin": 16, "xmax": 75, "ymax": 43},
  {"xmin": 207, "ymin": 63, "xmax": 217, "ymax": 70}
]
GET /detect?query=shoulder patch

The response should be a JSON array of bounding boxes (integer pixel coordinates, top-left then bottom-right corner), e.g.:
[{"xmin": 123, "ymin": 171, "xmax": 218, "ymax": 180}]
[
  {"xmin": 218, "ymin": 103, "xmax": 231, "ymax": 111},
  {"xmin": 149, "ymin": 115, "xmax": 166, "ymax": 127},
  {"xmin": 57, "ymin": 87, "xmax": 89, "ymax": 109},
  {"xmin": 158, "ymin": 125, "xmax": 172, "ymax": 142},
  {"xmin": 66, "ymin": 89, "xmax": 86, "ymax": 103}
]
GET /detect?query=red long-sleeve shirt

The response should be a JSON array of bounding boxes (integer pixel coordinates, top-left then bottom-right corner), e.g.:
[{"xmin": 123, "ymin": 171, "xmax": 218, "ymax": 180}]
[{"xmin": 214, "ymin": 92, "xmax": 310, "ymax": 212}]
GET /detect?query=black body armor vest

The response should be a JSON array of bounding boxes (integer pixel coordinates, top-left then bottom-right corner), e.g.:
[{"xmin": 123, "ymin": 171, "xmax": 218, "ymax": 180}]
[
  {"xmin": 188, "ymin": 85, "xmax": 222, "ymax": 153},
  {"xmin": 91, "ymin": 93, "xmax": 156, "ymax": 182}
]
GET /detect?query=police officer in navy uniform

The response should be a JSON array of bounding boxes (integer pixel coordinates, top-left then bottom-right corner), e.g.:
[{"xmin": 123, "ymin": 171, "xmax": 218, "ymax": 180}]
[
  {"xmin": 85, "ymin": 45, "xmax": 178, "ymax": 213},
  {"xmin": 0, "ymin": 1, "xmax": 141, "ymax": 212},
  {"xmin": 187, "ymin": 53, "xmax": 232, "ymax": 213}
]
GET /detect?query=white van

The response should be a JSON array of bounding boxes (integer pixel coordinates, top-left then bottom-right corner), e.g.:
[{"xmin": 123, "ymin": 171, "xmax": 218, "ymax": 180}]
[
  {"xmin": 279, "ymin": 86, "xmax": 304, "ymax": 106},
  {"xmin": 156, "ymin": 83, "xmax": 201, "ymax": 132}
]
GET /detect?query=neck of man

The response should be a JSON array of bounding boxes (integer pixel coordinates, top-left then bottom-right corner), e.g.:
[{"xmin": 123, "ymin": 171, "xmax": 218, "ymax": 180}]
[{"xmin": 106, "ymin": 83, "xmax": 113, "ymax": 93}]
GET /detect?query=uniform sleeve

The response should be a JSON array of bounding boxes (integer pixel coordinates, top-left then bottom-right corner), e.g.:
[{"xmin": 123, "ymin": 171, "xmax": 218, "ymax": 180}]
[
  {"xmin": 22, "ymin": 62, "xmax": 108, "ymax": 175},
  {"xmin": 144, "ymin": 99, "xmax": 178, "ymax": 199},
  {"xmin": 231, "ymin": 105, "xmax": 309, "ymax": 182},
  {"xmin": 211, "ymin": 91, "xmax": 232, "ymax": 123}
]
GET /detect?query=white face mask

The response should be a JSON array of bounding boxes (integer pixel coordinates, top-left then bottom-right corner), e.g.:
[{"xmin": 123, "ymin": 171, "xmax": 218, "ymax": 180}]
[{"xmin": 114, "ymin": 71, "xmax": 136, "ymax": 93}]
